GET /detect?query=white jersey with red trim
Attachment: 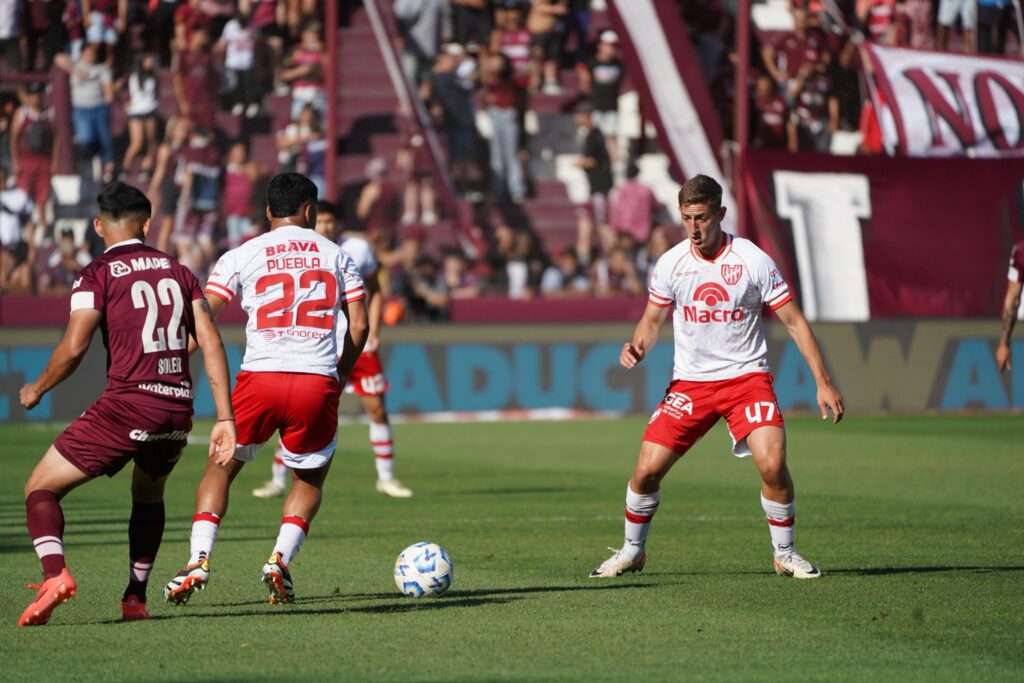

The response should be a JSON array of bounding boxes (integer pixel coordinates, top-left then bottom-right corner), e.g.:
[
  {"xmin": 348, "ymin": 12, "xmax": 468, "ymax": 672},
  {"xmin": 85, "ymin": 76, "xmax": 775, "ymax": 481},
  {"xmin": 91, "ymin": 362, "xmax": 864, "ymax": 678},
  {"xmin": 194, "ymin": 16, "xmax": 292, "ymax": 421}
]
[
  {"xmin": 206, "ymin": 225, "xmax": 365, "ymax": 378},
  {"xmin": 340, "ymin": 234, "xmax": 380, "ymax": 279},
  {"xmin": 648, "ymin": 233, "xmax": 792, "ymax": 382}
]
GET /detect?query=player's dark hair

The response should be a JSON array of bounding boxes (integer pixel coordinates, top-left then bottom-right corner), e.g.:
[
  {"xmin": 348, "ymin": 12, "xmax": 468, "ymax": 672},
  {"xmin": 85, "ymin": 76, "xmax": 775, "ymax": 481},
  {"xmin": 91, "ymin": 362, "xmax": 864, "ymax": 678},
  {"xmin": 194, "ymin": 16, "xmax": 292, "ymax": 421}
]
[
  {"xmin": 267, "ymin": 173, "xmax": 319, "ymax": 218},
  {"xmin": 97, "ymin": 181, "xmax": 152, "ymax": 221},
  {"xmin": 678, "ymin": 174, "xmax": 722, "ymax": 209}
]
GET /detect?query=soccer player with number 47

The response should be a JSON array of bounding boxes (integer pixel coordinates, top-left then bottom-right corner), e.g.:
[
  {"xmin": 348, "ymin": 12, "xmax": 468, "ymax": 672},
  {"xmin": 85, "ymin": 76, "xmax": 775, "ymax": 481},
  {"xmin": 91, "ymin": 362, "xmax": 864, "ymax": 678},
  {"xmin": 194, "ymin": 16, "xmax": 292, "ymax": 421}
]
[{"xmin": 590, "ymin": 175, "xmax": 844, "ymax": 580}]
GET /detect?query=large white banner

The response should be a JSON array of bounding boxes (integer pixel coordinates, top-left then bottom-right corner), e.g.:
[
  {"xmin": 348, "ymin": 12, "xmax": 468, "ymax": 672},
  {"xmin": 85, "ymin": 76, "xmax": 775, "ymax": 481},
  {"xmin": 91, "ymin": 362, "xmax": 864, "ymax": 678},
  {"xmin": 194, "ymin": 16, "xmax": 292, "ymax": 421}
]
[{"xmin": 865, "ymin": 44, "xmax": 1024, "ymax": 158}]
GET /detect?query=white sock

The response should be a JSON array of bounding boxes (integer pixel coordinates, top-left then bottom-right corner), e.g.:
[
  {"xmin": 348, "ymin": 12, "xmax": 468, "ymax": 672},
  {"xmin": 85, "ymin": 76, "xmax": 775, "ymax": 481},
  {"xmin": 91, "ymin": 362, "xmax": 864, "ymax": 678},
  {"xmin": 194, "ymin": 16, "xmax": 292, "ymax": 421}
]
[
  {"xmin": 623, "ymin": 485, "xmax": 660, "ymax": 559},
  {"xmin": 189, "ymin": 512, "xmax": 220, "ymax": 563},
  {"xmin": 272, "ymin": 516, "xmax": 308, "ymax": 566},
  {"xmin": 370, "ymin": 422, "xmax": 394, "ymax": 481},
  {"xmin": 272, "ymin": 446, "xmax": 288, "ymax": 489},
  {"xmin": 761, "ymin": 493, "xmax": 795, "ymax": 557}
]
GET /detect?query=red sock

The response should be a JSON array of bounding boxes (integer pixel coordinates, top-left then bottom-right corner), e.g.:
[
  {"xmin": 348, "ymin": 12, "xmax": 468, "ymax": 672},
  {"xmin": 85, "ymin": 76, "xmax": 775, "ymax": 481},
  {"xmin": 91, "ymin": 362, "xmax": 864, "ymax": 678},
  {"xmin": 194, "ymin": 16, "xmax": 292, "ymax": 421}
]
[{"xmin": 26, "ymin": 490, "xmax": 66, "ymax": 579}]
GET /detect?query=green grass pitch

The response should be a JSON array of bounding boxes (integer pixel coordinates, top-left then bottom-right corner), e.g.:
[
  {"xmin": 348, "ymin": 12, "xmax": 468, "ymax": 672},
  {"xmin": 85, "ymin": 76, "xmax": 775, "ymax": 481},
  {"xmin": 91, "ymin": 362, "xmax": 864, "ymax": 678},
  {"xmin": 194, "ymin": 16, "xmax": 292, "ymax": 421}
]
[{"xmin": 1, "ymin": 415, "xmax": 1022, "ymax": 682}]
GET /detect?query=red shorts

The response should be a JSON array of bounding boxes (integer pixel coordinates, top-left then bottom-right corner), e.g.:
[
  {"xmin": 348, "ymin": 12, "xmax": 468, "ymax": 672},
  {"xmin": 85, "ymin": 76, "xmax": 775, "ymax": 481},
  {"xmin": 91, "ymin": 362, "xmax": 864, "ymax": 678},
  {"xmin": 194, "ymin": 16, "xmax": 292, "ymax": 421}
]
[
  {"xmin": 54, "ymin": 395, "xmax": 192, "ymax": 478},
  {"xmin": 643, "ymin": 372, "xmax": 785, "ymax": 457},
  {"xmin": 16, "ymin": 157, "xmax": 51, "ymax": 207},
  {"xmin": 345, "ymin": 351, "xmax": 389, "ymax": 396},
  {"xmin": 233, "ymin": 371, "xmax": 340, "ymax": 468}
]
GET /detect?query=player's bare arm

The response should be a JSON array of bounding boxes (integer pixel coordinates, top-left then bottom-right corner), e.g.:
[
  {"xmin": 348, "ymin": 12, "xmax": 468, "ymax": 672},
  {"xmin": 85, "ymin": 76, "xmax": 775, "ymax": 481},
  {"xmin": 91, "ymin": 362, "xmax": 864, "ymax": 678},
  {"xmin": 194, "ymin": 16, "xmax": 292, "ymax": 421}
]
[
  {"xmin": 621, "ymin": 302, "xmax": 671, "ymax": 369},
  {"xmin": 338, "ymin": 297, "xmax": 370, "ymax": 383},
  {"xmin": 187, "ymin": 293, "xmax": 228, "ymax": 355},
  {"xmin": 19, "ymin": 309, "xmax": 102, "ymax": 410},
  {"xmin": 364, "ymin": 271, "xmax": 383, "ymax": 354},
  {"xmin": 996, "ymin": 279, "xmax": 1021, "ymax": 372},
  {"xmin": 774, "ymin": 300, "xmax": 844, "ymax": 423},
  {"xmin": 193, "ymin": 297, "xmax": 237, "ymax": 465}
]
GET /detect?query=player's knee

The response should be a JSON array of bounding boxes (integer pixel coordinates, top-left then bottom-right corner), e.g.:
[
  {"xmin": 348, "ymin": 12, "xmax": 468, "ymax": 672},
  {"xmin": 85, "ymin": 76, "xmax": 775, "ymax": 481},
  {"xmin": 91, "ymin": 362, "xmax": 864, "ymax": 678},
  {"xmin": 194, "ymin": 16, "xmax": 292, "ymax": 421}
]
[{"xmin": 631, "ymin": 463, "xmax": 664, "ymax": 491}]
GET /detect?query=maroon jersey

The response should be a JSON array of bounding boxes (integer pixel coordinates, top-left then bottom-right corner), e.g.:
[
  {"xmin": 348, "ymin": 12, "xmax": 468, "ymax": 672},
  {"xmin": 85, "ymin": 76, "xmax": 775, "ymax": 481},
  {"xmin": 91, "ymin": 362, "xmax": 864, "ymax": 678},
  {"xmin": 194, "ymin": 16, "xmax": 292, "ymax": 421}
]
[
  {"xmin": 773, "ymin": 30, "xmax": 824, "ymax": 81},
  {"xmin": 1009, "ymin": 241, "xmax": 1024, "ymax": 283},
  {"xmin": 70, "ymin": 240, "xmax": 204, "ymax": 411},
  {"xmin": 754, "ymin": 92, "xmax": 789, "ymax": 148}
]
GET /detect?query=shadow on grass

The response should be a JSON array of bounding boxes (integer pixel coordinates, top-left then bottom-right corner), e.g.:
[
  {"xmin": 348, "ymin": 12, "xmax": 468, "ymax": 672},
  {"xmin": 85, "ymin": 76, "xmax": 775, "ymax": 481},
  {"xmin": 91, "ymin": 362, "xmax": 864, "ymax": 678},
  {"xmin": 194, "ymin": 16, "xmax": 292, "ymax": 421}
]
[
  {"xmin": 87, "ymin": 596, "xmax": 519, "ymax": 624},
  {"xmin": 197, "ymin": 581, "xmax": 659, "ymax": 609},
  {"xmin": 827, "ymin": 565, "xmax": 1024, "ymax": 576}
]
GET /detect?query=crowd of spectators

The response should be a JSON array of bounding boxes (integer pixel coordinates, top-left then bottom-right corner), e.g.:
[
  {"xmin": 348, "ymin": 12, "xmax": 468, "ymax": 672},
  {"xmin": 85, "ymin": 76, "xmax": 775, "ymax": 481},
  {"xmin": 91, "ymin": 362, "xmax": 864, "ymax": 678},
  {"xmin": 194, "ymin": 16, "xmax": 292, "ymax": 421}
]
[
  {"xmin": 0, "ymin": 0, "xmax": 326, "ymax": 294},
  {"xmin": 688, "ymin": 0, "xmax": 1022, "ymax": 157},
  {"xmin": 2, "ymin": 1, "xmax": 1019, "ymax": 318}
]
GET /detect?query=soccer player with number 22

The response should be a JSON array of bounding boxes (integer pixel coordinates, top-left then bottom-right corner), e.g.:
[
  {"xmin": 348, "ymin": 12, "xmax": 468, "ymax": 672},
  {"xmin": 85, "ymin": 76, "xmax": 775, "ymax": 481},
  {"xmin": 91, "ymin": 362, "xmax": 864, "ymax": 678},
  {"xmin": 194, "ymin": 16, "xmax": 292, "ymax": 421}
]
[
  {"xmin": 18, "ymin": 182, "xmax": 237, "ymax": 626},
  {"xmin": 164, "ymin": 174, "xmax": 368, "ymax": 606},
  {"xmin": 590, "ymin": 175, "xmax": 844, "ymax": 580}
]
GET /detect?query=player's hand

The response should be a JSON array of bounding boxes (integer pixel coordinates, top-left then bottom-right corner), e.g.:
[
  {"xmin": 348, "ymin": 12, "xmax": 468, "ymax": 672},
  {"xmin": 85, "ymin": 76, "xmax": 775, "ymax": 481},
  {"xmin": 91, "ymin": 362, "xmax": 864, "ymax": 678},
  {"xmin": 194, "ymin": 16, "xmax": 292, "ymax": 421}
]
[
  {"xmin": 364, "ymin": 335, "xmax": 379, "ymax": 353},
  {"xmin": 620, "ymin": 338, "xmax": 645, "ymax": 369},
  {"xmin": 996, "ymin": 342, "xmax": 1012, "ymax": 373},
  {"xmin": 817, "ymin": 384, "xmax": 844, "ymax": 424},
  {"xmin": 209, "ymin": 420, "xmax": 237, "ymax": 466},
  {"xmin": 19, "ymin": 383, "xmax": 43, "ymax": 410}
]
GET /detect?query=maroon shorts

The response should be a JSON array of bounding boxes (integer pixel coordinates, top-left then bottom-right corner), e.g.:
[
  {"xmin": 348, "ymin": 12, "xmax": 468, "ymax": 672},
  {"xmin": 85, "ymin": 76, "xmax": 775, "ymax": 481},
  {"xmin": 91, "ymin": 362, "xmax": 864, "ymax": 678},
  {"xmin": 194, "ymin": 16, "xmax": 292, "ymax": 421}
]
[
  {"xmin": 54, "ymin": 395, "xmax": 192, "ymax": 478},
  {"xmin": 346, "ymin": 351, "xmax": 389, "ymax": 397},
  {"xmin": 643, "ymin": 372, "xmax": 785, "ymax": 457},
  {"xmin": 16, "ymin": 157, "xmax": 51, "ymax": 207},
  {"xmin": 233, "ymin": 371, "xmax": 340, "ymax": 466}
]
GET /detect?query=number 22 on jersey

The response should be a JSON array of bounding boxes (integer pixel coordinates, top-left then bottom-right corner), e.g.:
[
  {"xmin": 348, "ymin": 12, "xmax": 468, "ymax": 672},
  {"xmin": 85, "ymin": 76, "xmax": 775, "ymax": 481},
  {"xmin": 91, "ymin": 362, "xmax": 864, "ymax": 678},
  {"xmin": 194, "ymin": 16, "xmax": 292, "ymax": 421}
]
[
  {"xmin": 255, "ymin": 270, "xmax": 337, "ymax": 330},
  {"xmin": 131, "ymin": 277, "xmax": 187, "ymax": 353}
]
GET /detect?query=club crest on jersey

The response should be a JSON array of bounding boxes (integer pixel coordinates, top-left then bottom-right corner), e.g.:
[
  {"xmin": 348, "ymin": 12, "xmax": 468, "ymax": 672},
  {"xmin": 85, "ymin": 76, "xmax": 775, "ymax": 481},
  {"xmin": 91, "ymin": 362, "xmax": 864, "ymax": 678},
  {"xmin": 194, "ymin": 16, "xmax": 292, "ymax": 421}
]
[
  {"xmin": 721, "ymin": 264, "xmax": 743, "ymax": 285},
  {"xmin": 109, "ymin": 261, "xmax": 132, "ymax": 278}
]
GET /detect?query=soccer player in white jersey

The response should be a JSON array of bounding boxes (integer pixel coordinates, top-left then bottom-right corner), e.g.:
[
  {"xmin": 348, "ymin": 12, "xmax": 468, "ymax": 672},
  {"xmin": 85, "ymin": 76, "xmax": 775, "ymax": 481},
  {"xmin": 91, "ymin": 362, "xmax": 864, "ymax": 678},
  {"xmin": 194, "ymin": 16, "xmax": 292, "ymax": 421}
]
[
  {"xmin": 164, "ymin": 174, "xmax": 369, "ymax": 605},
  {"xmin": 253, "ymin": 201, "xmax": 413, "ymax": 499},
  {"xmin": 590, "ymin": 175, "xmax": 843, "ymax": 580}
]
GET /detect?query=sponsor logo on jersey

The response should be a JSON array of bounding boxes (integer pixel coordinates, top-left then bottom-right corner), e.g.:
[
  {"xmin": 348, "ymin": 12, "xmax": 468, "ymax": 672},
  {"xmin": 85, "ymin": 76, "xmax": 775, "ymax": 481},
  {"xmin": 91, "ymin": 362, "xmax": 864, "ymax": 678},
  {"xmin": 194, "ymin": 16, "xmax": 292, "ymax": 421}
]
[
  {"xmin": 681, "ymin": 281, "xmax": 746, "ymax": 323},
  {"xmin": 72, "ymin": 277, "xmax": 83, "ymax": 289},
  {"xmin": 109, "ymin": 261, "xmax": 132, "ymax": 278},
  {"xmin": 721, "ymin": 264, "xmax": 743, "ymax": 285}
]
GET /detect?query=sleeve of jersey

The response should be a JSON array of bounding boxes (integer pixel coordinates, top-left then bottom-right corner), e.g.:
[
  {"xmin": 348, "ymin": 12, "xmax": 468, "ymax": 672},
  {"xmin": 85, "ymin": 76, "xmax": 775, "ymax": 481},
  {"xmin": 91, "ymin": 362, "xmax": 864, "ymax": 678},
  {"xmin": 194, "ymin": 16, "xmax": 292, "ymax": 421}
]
[
  {"xmin": 1010, "ymin": 244, "xmax": 1024, "ymax": 283},
  {"xmin": 760, "ymin": 256, "xmax": 793, "ymax": 310},
  {"xmin": 647, "ymin": 256, "xmax": 674, "ymax": 308},
  {"xmin": 69, "ymin": 268, "xmax": 103, "ymax": 314},
  {"xmin": 204, "ymin": 253, "xmax": 239, "ymax": 303},
  {"xmin": 339, "ymin": 254, "xmax": 366, "ymax": 304}
]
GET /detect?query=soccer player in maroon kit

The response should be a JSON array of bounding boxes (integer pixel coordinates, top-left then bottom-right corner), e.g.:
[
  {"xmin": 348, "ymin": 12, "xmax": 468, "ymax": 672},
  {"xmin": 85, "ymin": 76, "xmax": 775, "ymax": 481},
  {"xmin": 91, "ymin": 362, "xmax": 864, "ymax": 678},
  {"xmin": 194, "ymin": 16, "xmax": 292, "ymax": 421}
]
[
  {"xmin": 996, "ymin": 241, "xmax": 1024, "ymax": 372},
  {"xmin": 17, "ymin": 182, "xmax": 237, "ymax": 626}
]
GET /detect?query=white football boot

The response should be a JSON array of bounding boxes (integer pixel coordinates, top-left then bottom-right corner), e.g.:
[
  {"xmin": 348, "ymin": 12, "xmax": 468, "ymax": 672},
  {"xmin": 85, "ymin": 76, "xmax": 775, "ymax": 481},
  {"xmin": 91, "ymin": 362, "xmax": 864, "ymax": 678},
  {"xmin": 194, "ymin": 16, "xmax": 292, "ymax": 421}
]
[
  {"xmin": 589, "ymin": 548, "xmax": 646, "ymax": 578},
  {"xmin": 773, "ymin": 552, "xmax": 822, "ymax": 579},
  {"xmin": 376, "ymin": 479, "xmax": 413, "ymax": 498},
  {"xmin": 252, "ymin": 481, "xmax": 285, "ymax": 499}
]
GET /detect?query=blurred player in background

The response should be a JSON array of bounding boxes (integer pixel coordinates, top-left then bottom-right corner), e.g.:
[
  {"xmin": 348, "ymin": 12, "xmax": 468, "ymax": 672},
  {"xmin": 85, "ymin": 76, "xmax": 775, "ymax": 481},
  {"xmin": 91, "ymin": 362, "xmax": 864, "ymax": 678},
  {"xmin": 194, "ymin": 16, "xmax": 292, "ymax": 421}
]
[
  {"xmin": 995, "ymin": 240, "xmax": 1023, "ymax": 372},
  {"xmin": 253, "ymin": 200, "xmax": 413, "ymax": 499},
  {"xmin": 164, "ymin": 174, "xmax": 368, "ymax": 606},
  {"xmin": 17, "ymin": 182, "xmax": 236, "ymax": 626},
  {"xmin": 590, "ymin": 175, "xmax": 843, "ymax": 580}
]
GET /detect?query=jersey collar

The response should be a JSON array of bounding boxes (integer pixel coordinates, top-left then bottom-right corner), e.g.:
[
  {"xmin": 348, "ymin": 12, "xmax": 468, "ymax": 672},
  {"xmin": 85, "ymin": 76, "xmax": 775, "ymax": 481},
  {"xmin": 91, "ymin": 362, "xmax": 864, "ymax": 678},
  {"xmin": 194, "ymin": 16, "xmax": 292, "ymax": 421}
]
[
  {"xmin": 104, "ymin": 238, "xmax": 143, "ymax": 252},
  {"xmin": 689, "ymin": 233, "xmax": 733, "ymax": 264}
]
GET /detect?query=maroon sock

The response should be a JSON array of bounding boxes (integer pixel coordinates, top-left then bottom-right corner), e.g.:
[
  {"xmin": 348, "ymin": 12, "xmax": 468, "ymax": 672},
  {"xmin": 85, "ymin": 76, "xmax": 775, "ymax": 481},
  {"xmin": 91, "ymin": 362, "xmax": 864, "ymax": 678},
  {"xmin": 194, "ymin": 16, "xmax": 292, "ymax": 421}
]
[
  {"xmin": 124, "ymin": 501, "xmax": 165, "ymax": 603},
  {"xmin": 26, "ymin": 489, "xmax": 66, "ymax": 579}
]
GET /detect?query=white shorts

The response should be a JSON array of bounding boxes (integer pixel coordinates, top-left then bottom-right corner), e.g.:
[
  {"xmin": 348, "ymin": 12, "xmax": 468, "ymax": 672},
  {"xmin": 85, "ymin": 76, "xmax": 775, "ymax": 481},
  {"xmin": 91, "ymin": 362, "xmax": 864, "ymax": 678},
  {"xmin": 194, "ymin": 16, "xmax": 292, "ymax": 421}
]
[
  {"xmin": 591, "ymin": 109, "xmax": 619, "ymax": 139},
  {"xmin": 938, "ymin": 0, "xmax": 976, "ymax": 29},
  {"xmin": 234, "ymin": 432, "xmax": 337, "ymax": 470}
]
